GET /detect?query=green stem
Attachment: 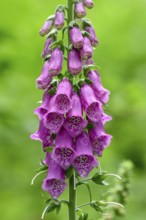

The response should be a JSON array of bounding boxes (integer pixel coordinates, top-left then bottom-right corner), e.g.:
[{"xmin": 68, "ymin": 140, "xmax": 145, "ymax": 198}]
[
  {"xmin": 67, "ymin": 2, "xmax": 76, "ymax": 220},
  {"xmin": 69, "ymin": 172, "xmax": 76, "ymax": 220}
]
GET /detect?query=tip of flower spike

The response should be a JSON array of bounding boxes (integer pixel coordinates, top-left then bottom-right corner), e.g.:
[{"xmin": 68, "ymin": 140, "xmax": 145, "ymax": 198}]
[
  {"xmin": 42, "ymin": 178, "xmax": 66, "ymax": 198},
  {"xmin": 64, "ymin": 116, "xmax": 87, "ymax": 138},
  {"xmin": 44, "ymin": 112, "xmax": 64, "ymax": 134},
  {"xmin": 72, "ymin": 154, "xmax": 98, "ymax": 178},
  {"xmin": 55, "ymin": 94, "xmax": 72, "ymax": 114},
  {"xmin": 86, "ymin": 102, "xmax": 102, "ymax": 123}
]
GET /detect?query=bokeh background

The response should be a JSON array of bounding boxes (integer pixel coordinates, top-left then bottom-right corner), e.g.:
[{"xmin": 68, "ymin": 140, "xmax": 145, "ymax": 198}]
[{"xmin": 0, "ymin": 0, "xmax": 146, "ymax": 219}]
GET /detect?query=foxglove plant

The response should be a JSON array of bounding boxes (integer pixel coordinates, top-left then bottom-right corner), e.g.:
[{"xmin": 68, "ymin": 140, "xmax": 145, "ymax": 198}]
[{"xmin": 31, "ymin": 1, "xmax": 123, "ymax": 220}]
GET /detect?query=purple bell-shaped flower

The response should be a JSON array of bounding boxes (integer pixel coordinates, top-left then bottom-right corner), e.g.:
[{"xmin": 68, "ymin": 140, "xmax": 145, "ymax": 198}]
[
  {"xmin": 75, "ymin": 2, "xmax": 86, "ymax": 18},
  {"xmin": 69, "ymin": 26, "xmax": 83, "ymax": 49},
  {"xmin": 48, "ymin": 48, "xmax": 63, "ymax": 76},
  {"xmin": 54, "ymin": 11, "xmax": 65, "ymax": 30},
  {"xmin": 68, "ymin": 49, "xmax": 82, "ymax": 75}
]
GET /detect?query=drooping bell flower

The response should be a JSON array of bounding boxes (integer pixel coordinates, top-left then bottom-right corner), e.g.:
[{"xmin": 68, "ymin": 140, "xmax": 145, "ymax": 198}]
[
  {"xmin": 64, "ymin": 92, "xmax": 87, "ymax": 137},
  {"xmin": 30, "ymin": 120, "xmax": 53, "ymax": 150},
  {"xmin": 89, "ymin": 121, "xmax": 112, "ymax": 157},
  {"xmin": 55, "ymin": 78, "xmax": 72, "ymax": 114},
  {"xmin": 42, "ymin": 158, "xmax": 67, "ymax": 198},
  {"xmin": 54, "ymin": 11, "xmax": 64, "ymax": 30},
  {"xmin": 43, "ymin": 95, "xmax": 64, "ymax": 134},
  {"xmin": 34, "ymin": 90, "xmax": 51, "ymax": 120},
  {"xmin": 75, "ymin": 2, "xmax": 86, "ymax": 18},
  {"xmin": 69, "ymin": 26, "xmax": 83, "ymax": 49},
  {"xmin": 36, "ymin": 61, "xmax": 52, "ymax": 90},
  {"xmin": 85, "ymin": 26, "xmax": 98, "ymax": 46},
  {"xmin": 80, "ymin": 84, "xmax": 103, "ymax": 123},
  {"xmin": 39, "ymin": 19, "xmax": 53, "ymax": 37},
  {"xmin": 42, "ymin": 37, "xmax": 54, "ymax": 59},
  {"xmin": 83, "ymin": 0, "xmax": 94, "ymax": 9},
  {"xmin": 88, "ymin": 70, "xmax": 110, "ymax": 104},
  {"xmin": 68, "ymin": 49, "xmax": 82, "ymax": 75},
  {"xmin": 48, "ymin": 48, "xmax": 63, "ymax": 76},
  {"xmin": 80, "ymin": 36, "xmax": 93, "ymax": 59},
  {"xmin": 52, "ymin": 127, "xmax": 75, "ymax": 170},
  {"xmin": 72, "ymin": 132, "xmax": 98, "ymax": 177}
]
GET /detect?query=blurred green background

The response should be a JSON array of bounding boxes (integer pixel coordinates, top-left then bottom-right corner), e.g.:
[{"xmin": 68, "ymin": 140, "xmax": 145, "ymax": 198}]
[{"xmin": 0, "ymin": 0, "xmax": 146, "ymax": 219}]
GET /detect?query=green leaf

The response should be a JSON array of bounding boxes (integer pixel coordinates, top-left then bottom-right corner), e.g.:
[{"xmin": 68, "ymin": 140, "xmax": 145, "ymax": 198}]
[
  {"xmin": 86, "ymin": 123, "xmax": 94, "ymax": 130},
  {"xmin": 56, "ymin": 5, "xmax": 65, "ymax": 12},
  {"xmin": 47, "ymin": 14, "xmax": 55, "ymax": 21},
  {"xmin": 82, "ymin": 30, "xmax": 91, "ymax": 38},
  {"xmin": 45, "ymin": 147, "xmax": 53, "ymax": 153},
  {"xmin": 48, "ymin": 88, "xmax": 56, "ymax": 95},
  {"xmin": 58, "ymin": 73, "xmax": 64, "ymax": 80},
  {"xmin": 43, "ymin": 54, "xmax": 51, "ymax": 61},
  {"xmin": 92, "ymin": 172, "xmax": 110, "ymax": 185},
  {"xmin": 85, "ymin": 79, "xmax": 92, "ymax": 85}
]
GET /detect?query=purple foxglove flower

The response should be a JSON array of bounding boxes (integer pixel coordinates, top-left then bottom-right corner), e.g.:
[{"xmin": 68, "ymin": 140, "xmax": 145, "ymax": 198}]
[
  {"xmin": 36, "ymin": 61, "xmax": 52, "ymax": 90},
  {"xmin": 39, "ymin": 20, "xmax": 53, "ymax": 37},
  {"xmin": 43, "ymin": 152, "xmax": 51, "ymax": 166},
  {"xmin": 48, "ymin": 48, "xmax": 63, "ymax": 76},
  {"xmin": 88, "ymin": 70, "xmax": 110, "ymax": 104},
  {"xmin": 42, "ymin": 158, "xmax": 66, "ymax": 198},
  {"xmin": 55, "ymin": 78, "xmax": 72, "ymax": 114},
  {"xmin": 34, "ymin": 90, "xmax": 51, "ymax": 120},
  {"xmin": 64, "ymin": 92, "xmax": 87, "ymax": 137},
  {"xmin": 42, "ymin": 37, "xmax": 53, "ymax": 59},
  {"xmin": 52, "ymin": 127, "xmax": 75, "ymax": 170},
  {"xmin": 54, "ymin": 11, "xmax": 64, "ymax": 30},
  {"xmin": 75, "ymin": 2, "xmax": 86, "ymax": 18},
  {"xmin": 85, "ymin": 26, "xmax": 98, "ymax": 46},
  {"xmin": 102, "ymin": 113, "xmax": 112, "ymax": 125},
  {"xmin": 69, "ymin": 26, "xmax": 83, "ymax": 49},
  {"xmin": 72, "ymin": 132, "xmax": 98, "ymax": 177},
  {"xmin": 68, "ymin": 49, "xmax": 82, "ymax": 75},
  {"xmin": 80, "ymin": 36, "xmax": 93, "ymax": 59},
  {"xmin": 82, "ymin": 58, "xmax": 94, "ymax": 65},
  {"xmin": 43, "ymin": 95, "xmax": 64, "ymax": 134},
  {"xmin": 89, "ymin": 121, "xmax": 112, "ymax": 157},
  {"xmin": 83, "ymin": 0, "xmax": 94, "ymax": 9},
  {"xmin": 80, "ymin": 84, "xmax": 103, "ymax": 123},
  {"xmin": 30, "ymin": 120, "xmax": 53, "ymax": 149}
]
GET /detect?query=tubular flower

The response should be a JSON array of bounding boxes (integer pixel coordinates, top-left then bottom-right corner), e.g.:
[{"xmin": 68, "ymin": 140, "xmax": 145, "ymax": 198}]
[
  {"xmin": 80, "ymin": 84, "xmax": 103, "ymax": 123},
  {"xmin": 88, "ymin": 70, "xmax": 110, "ymax": 104},
  {"xmin": 34, "ymin": 90, "xmax": 51, "ymax": 120},
  {"xmin": 36, "ymin": 61, "xmax": 52, "ymax": 90},
  {"xmin": 69, "ymin": 26, "xmax": 83, "ymax": 49},
  {"xmin": 42, "ymin": 37, "xmax": 53, "ymax": 59},
  {"xmin": 52, "ymin": 127, "xmax": 75, "ymax": 170},
  {"xmin": 72, "ymin": 132, "xmax": 98, "ymax": 177},
  {"xmin": 89, "ymin": 121, "xmax": 112, "ymax": 157},
  {"xmin": 55, "ymin": 78, "xmax": 72, "ymax": 114},
  {"xmin": 48, "ymin": 48, "xmax": 63, "ymax": 76},
  {"xmin": 83, "ymin": 0, "xmax": 94, "ymax": 9},
  {"xmin": 85, "ymin": 26, "xmax": 98, "ymax": 47},
  {"xmin": 54, "ymin": 11, "xmax": 64, "ymax": 30},
  {"xmin": 43, "ymin": 95, "xmax": 64, "ymax": 134},
  {"xmin": 102, "ymin": 113, "xmax": 112, "ymax": 125},
  {"xmin": 42, "ymin": 158, "xmax": 67, "ymax": 198},
  {"xmin": 64, "ymin": 92, "xmax": 87, "ymax": 138},
  {"xmin": 39, "ymin": 20, "xmax": 53, "ymax": 37},
  {"xmin": 80, "ymin": 36, "xmax": 93, "ymax": 59},
  {"xmin": 75, "ymin": 2, "xmax": 86, "ymax": 18},
  {"xmin": 68, "ymin": 49, "xmax": 82, "ymax": 75},
  {"xmin": 30, "ymin": 120, "xmax": 53, "ymax": 149}
]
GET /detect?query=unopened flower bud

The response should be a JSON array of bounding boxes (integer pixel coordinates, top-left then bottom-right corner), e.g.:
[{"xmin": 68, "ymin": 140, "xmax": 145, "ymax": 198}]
[
  {"xmin": 83, "ymin": 0, "xmax": 94, "ymax": 9},
  {"xmin": 39, "ymin": 20, "xmax": 53, "ymax": 37},
  {"xmin": 48, "ymin": 48, "xmax": 63, "ymax": 76},
  {"xmin": 80, "ymin": 36, "xmax": 93, "ymax": 59},
  {"xmin": 54, "ymin": 11, "xmax": 64, "ymax": 30},
  {"xmin": 69, "ymin": 26, "xmax": 83, "ymax": 49},
  {"xmin": 75, "ymin": 2, "xmax": 86, "ymax": 18},
  {"xmin": 42, "ymin": 37, "xmax": 54, "ymax": 59},
  {"xmin": 68, "ymin": 49, "xmax": 82, "ymax": 75},
  {"xmin": 85, "ymin": 26, "xmax": 98, "ymax": 46}
]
